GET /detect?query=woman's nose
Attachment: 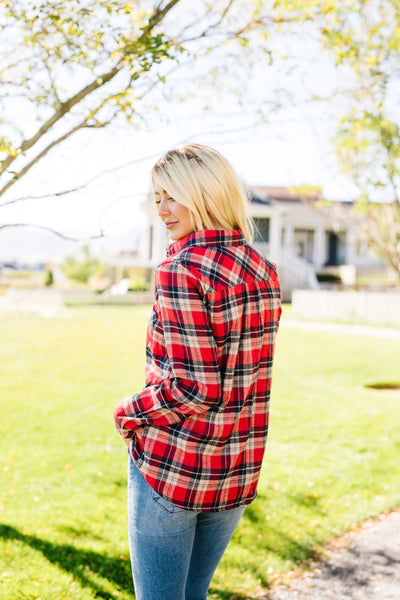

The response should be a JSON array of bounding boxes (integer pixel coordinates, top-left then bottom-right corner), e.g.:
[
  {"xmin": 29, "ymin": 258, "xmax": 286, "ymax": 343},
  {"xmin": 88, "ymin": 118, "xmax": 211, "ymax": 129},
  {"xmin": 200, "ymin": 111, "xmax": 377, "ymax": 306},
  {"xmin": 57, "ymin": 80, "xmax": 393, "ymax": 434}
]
[{"xmin": 158, "ymin": 197, "xmax": 169, "ymax": 216}]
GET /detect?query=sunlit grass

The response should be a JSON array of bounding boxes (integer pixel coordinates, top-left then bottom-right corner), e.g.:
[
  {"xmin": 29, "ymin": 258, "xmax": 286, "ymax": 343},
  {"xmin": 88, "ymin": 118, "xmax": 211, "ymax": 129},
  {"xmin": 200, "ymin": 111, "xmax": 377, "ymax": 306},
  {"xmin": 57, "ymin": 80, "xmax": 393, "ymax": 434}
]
[{"xmin": 1, "ymin": 306, "xmax": 399, "ymax": 599}]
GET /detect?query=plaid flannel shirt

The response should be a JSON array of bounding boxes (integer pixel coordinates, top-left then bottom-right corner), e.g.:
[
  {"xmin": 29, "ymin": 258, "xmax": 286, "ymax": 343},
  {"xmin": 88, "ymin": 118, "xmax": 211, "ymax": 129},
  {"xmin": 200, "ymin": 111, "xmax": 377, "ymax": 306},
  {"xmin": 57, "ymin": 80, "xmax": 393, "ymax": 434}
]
[{"xmin": 114, "ymin": 229, "xmax": 281, "ymax": 511}]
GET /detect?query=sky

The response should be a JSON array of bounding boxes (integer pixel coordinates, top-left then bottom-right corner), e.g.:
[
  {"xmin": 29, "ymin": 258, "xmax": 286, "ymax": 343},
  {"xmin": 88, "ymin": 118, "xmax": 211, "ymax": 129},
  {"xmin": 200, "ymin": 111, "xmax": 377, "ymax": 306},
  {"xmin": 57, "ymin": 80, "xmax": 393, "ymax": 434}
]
[
  {"xmin": 1, "ymin": 100, "xmax": 357, "ymax": 235},
  {"xmin": 0, "ymin": 7, "xmax": 360, "ymax": 259},
  {"xmin": 0, "ymin": 109, "xmax": 358, "ymax": 262}
]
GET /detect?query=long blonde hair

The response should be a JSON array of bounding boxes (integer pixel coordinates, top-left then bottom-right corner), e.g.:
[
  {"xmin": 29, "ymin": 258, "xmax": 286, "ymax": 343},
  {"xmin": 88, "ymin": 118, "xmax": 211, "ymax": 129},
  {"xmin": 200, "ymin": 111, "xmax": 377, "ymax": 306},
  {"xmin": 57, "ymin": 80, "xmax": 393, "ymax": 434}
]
[{"xmin": 151, "ymin": 144, "xmax": 253, "ymax": 241}]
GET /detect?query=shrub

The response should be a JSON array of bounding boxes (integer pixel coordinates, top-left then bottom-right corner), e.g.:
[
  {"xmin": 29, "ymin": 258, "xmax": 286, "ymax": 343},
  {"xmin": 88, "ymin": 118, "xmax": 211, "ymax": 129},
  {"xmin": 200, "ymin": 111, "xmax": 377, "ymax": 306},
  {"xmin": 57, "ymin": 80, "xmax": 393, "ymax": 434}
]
[
  {"xmin": 61, "ymin": 246, "xmax": 109, "ymax": 284},
  {"xmin": 316, "ymin": 272, "xmax": 342, "ymax": 283},
  {"xmin": 44, "ymin": 266, "xmax": 54, "ymax": 287}
]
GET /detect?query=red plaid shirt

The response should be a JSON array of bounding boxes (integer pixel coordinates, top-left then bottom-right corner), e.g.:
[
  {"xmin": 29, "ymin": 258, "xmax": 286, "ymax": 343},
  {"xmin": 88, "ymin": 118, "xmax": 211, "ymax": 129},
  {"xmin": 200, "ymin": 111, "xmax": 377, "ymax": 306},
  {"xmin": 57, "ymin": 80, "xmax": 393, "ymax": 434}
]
[{"xmin": 114, "ymin": 229, "xmax": 281, "ymax": 511}]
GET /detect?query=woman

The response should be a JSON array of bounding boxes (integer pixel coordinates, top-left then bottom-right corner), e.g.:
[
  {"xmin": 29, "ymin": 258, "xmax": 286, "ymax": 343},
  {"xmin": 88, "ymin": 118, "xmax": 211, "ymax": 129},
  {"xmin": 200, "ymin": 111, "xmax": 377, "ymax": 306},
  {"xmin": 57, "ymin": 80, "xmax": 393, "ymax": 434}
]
[{"xmin": 114, "ymin": 144, "xmax": 281, "ymax": 600}]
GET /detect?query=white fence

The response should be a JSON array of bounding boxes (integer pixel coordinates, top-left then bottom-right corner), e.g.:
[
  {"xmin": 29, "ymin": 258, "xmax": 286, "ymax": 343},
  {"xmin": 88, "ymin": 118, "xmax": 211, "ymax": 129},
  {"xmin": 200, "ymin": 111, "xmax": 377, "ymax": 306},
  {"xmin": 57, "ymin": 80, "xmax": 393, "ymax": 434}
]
[{"xmin": 292, "ymin": 290, "xmax": 400, "ymax": 325}]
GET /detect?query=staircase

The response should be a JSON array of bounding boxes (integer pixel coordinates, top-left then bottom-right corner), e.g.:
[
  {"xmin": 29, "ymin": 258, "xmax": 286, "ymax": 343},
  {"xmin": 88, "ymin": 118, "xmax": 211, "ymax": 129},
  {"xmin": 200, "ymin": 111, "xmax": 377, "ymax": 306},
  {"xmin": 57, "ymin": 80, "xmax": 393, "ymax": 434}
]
[{"xmin": 277, "ymin": 250, "xmax": 319, "ymax": 302}]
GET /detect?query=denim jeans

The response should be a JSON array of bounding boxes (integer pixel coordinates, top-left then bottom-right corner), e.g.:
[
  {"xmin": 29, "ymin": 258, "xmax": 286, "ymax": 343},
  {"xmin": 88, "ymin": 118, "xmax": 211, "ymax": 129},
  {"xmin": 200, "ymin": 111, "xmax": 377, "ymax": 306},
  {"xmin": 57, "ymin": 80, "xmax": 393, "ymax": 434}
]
[{"xmin": 127, "ymin": 455, "xmax": 246, "ymax": 600}]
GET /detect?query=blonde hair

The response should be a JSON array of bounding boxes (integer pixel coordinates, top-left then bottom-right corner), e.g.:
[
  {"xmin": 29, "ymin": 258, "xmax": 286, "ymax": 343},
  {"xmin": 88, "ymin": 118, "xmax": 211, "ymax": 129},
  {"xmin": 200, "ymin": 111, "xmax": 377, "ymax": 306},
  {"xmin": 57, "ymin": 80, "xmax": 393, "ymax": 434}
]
[{"xmin": 151, "ymin": 144, "xmax": 254, "ymax": 242}]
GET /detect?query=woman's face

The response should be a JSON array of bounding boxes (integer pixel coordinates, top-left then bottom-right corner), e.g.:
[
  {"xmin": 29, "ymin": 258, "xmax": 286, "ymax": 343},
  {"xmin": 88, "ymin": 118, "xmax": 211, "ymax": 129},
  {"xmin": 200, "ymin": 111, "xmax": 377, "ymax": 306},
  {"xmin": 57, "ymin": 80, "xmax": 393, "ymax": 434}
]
[{"xmin": 153, "ymin": 182, "xmax": 195, "ymax": 241}]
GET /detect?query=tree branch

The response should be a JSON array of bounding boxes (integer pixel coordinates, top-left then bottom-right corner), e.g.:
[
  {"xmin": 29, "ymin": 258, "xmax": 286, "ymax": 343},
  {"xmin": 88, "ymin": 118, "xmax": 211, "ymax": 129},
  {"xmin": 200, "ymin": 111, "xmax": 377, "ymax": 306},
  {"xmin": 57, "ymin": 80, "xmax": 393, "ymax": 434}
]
[
  {"xmin": 0, "ymin": 0, "xmax": 182, "ymax": 177},
  {"xmin": 0, "ymin": 121, "xmax": 88, "ymax": 198},
  {"xmin": 0, "ymin": 151, "xmax": 163, "ymax": 208},
  {"xmin": 178, "ymin": 12, "xmax": 308, "ymax": 46},
  {"xmin": 0, "ymin": 223, "xmax": 105, "ymax": 241},
  {"xmin": 0, "ymin": 65, "xmax": 121, "ymax": 177},
  {"xmin": 144, "ymin": 0, "xmax": 181, "ymax": 34}
]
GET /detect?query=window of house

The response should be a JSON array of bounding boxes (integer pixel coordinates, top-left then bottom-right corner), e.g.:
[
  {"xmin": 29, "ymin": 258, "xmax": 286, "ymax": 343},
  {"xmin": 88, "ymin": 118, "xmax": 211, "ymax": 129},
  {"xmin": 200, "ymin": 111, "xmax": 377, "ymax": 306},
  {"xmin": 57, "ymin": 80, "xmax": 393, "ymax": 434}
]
[
  {"xmin": 294, "ymin": 229, "xmax": 314, "ymax": 263},
  {"xmin": 325, "ymin": 231, "xmax": 346, "ymax": 265},
  {"xmin": 253, "ymin": 217, "xmax": 270, "ymax": 243}
]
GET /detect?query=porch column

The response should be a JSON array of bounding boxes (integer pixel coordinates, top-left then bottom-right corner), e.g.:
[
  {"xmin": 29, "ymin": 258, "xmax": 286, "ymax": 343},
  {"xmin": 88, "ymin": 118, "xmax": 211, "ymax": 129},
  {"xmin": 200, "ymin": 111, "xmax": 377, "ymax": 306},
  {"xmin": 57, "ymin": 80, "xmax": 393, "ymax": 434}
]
[
  {"xmin": 152, "ymin": 219, "xmax": 169, "ymax": 267},
  {"xmin": 313, "ymin": 227, "xmax": 325, "ymax": 268},
  {"xmin": 269, "ymin": 214, "xmax": 282, "ymax": 264},
  {"xmin": 282, "ymin": 224, "xmax": 294, "ymax": 252},
  {"xmin": 345, "ymin": 229, "xmax": 357, "ymax": 264}
]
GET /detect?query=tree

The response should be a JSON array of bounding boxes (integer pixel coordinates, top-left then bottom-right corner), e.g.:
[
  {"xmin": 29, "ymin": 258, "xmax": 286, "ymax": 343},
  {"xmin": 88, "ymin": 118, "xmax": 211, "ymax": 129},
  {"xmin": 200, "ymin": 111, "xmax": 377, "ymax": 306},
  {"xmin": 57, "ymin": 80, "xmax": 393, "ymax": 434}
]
[
  {"xmin": 61, "ymin": 244, "xmax": 107, "ymax": 283},
  {"xmin": 0, "ymin": 0, "xmax": 312, "ymax": 239},
  {"xmin": 318, "ymin": 0, "xmax": 400, "ymax": 278},
  {"xmin": 4, "ymin": 0, "xmax": 397, "ymax": 279},
  {"xmin": 44, "ymin": 265, "xmax": 54, "ymax": 286}
]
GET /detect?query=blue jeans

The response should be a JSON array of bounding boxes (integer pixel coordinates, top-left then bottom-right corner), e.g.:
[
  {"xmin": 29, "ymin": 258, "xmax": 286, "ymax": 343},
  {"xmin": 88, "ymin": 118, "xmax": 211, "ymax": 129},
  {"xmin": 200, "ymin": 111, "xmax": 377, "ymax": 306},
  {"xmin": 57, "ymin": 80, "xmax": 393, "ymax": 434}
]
[{"xmin": 127, "ymin": 455, "xmax": 245, "ymax": 600}]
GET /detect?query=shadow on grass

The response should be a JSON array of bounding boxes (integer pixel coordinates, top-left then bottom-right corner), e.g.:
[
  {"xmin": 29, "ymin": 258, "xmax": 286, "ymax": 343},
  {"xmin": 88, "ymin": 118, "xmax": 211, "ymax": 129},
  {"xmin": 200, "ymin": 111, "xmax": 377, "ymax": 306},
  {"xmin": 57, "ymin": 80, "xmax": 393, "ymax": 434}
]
[
  {"xmin": 0, "ymin": 523, "xmax": 133, "ymax": 599},
  {"xmin": 239, "ymin": 503, "xmax": 325, "ymax": 588},
  {"xmin": 57, "ymin": 523, "xmax": 105, "ymax": 541},
  {"xmin": 209, "ymin": 589, "xmax": 252, "ymax": 600},
  {"xmin": 0, "ymin": 523, "xmax": 252, "ymax": 600}
]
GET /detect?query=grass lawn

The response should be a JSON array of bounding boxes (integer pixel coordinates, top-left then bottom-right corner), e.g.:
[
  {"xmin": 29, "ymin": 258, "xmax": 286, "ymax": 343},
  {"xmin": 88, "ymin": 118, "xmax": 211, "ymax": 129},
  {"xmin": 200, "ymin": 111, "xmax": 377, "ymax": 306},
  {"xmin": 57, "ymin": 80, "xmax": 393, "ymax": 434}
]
[{"xmin": 0, "ymin": 306, "xmax": 399, "ymax": 600}]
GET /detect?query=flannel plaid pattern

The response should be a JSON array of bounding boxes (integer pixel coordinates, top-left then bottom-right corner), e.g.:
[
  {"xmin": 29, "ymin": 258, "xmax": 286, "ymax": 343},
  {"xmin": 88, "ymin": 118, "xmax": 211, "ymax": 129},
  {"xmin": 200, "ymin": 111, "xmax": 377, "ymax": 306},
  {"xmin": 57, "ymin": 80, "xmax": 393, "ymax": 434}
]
[{"xmin": 114, "ymin": 229, "xmax": 281, "ymax": 511}]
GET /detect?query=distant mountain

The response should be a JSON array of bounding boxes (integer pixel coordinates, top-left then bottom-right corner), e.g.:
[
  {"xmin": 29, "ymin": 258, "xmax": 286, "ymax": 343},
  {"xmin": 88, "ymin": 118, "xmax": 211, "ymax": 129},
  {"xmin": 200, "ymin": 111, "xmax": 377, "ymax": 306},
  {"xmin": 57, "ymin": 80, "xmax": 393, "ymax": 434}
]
[{"xmin": 0, "ymin": 226, "xmax": 145, "ymax": 264}]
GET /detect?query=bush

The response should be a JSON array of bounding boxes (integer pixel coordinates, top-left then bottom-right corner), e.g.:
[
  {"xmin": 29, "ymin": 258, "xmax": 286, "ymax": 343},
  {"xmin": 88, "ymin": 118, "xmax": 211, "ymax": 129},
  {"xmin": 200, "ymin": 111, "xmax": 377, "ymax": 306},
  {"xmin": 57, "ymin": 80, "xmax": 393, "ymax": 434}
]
[
  {"xmin": 129, "ymin": 277, "xmax": 150, "ymax": 292},
  {"xmin": 316, "ymin": 272, "xmax": 342, "ymax": 283},
  {"xmin": 61, "ymin": 246, "xmax": 109, "ymax": 284},
  {"xmin": 44, "ymin": 266, "xmax": 54, "ymax": 287}
]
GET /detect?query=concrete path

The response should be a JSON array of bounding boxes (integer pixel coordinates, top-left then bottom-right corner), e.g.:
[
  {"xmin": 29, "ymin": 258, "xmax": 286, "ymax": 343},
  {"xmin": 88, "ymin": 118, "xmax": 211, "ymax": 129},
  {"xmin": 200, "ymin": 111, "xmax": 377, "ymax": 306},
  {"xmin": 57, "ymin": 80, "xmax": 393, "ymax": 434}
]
[
  {"xmin": 264, "ymin": 319, "xmax": 400, "ymax": 599},
  {"xmin": 264, "ymin": 510, "xmax": 400, "ymax": 600}
]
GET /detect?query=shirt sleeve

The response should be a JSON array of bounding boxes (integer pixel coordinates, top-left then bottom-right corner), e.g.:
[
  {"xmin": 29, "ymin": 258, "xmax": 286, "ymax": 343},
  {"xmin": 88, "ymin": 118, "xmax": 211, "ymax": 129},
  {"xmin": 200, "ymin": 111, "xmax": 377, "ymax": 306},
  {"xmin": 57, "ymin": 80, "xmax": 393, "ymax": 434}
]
[{"xmin": 114, "ymin": 261, "xmax": 222, "ymax": 436}]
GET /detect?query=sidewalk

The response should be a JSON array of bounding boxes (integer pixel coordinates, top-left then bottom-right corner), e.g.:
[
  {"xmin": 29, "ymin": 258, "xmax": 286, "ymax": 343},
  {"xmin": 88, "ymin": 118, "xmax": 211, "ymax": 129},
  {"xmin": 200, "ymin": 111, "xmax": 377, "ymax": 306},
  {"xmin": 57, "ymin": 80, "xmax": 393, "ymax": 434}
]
[
  {"xmin": 264, "ymin": 510, "xmax": 400, "ymax": 600},
  {"xmin": 280, "ymin": 319, "xmax": 400, "ymax": 340},
  {"xmin": 264, "ymin": 318, "xmax": 400, "ymax": 599}
]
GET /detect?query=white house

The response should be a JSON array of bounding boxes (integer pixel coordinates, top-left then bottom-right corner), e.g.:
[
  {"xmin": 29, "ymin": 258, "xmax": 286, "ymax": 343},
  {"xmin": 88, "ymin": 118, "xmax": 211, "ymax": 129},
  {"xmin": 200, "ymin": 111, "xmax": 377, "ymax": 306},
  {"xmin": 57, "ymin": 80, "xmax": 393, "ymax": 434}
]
[{"xmin": 142, "ymin": 186, "xmax": 386, "ymax": 300}]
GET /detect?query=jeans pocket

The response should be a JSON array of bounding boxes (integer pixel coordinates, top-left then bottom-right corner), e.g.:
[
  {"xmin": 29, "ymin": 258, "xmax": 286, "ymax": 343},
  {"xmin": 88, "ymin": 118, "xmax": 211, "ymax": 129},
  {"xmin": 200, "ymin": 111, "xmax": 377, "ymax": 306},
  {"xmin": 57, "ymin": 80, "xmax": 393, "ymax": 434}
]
[{"xmin": 151, "ymin": 490, "xmax": 185, "ymax": 515}]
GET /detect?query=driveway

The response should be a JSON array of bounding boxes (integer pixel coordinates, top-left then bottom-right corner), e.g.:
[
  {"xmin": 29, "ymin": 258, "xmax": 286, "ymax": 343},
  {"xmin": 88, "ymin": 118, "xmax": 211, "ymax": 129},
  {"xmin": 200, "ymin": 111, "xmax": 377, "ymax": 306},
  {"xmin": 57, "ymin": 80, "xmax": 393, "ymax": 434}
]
[{"xmin": 264, "ymin": 510, "xmax": 400, "ymax": 600}]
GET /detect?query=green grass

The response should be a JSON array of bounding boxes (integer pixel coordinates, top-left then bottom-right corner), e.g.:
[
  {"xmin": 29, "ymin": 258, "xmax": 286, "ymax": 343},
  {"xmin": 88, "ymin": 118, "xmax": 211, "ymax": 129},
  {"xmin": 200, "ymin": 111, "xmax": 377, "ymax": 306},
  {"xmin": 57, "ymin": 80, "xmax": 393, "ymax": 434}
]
[{"xmin": 0, "ymin": 307, "xmax": 399, "ymax": 600}]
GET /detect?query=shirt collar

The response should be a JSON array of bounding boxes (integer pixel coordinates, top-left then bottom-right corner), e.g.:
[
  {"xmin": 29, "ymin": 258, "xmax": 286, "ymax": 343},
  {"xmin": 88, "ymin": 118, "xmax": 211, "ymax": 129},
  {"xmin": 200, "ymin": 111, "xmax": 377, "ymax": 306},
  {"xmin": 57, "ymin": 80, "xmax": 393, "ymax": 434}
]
[{"xmin": 166, "ymin": 229, "xmax": 246, "ymax": 257}]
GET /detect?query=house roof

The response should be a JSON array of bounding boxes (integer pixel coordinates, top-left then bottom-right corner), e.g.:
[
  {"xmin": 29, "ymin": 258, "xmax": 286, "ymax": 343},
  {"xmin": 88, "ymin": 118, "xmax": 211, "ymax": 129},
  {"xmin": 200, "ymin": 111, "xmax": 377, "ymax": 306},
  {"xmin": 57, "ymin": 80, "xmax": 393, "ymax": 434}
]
[
  {"xmin": 250, "ymin": 186, "xmax": 354, "ymax": 229},
  {"xmin": 251, "ymin": 185, "xmax": 323, "ymax": 202},
  {"xmin": 248, "ymin": 189, "xmax": 271, "ymax": 205}
]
